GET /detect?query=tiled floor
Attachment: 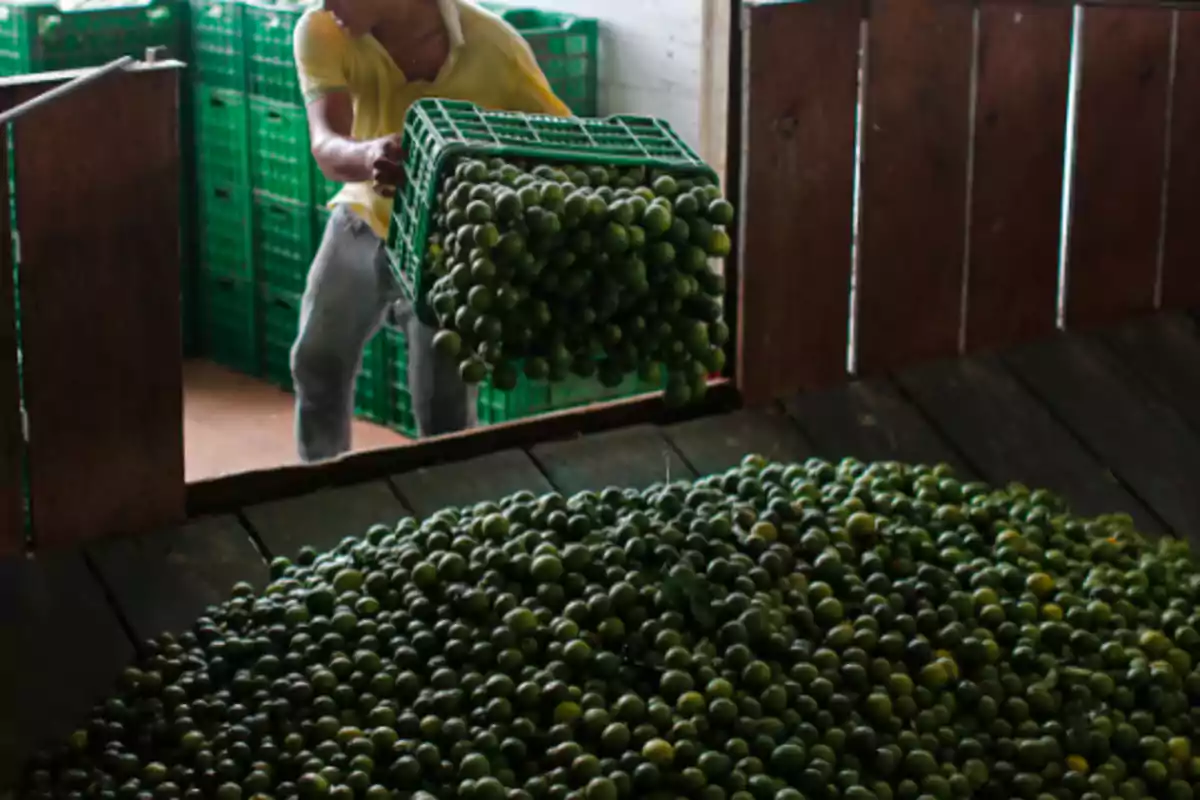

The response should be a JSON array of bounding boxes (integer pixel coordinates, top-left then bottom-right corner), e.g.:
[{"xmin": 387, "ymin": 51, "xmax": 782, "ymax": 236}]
[{"xmin": 183, "ymin": 360, "xmax": 410, "ymax": 482}]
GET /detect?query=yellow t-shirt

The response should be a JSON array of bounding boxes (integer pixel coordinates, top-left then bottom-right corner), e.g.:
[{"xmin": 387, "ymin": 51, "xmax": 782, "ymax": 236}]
[{"xmin": 294, "ymin": 0, "xmax": 572, "ymax": 238}]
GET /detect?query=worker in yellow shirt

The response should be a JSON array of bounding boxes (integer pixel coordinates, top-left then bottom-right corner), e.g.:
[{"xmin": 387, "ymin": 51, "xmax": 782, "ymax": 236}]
[{"xmin": 291, "ymin": 0, "xmax": 571, "ymax": 462}]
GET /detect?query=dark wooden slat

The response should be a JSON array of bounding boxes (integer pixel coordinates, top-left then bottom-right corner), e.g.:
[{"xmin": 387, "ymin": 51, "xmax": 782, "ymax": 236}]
[
  {"xmin": 7, "ymin": 66, "xmax": 185, "ymax": 549},
  {"xmin": 1065, "ymin": 7, "xmax": 1171, "ymax": 328},
  {"xmin": 663, "ymin": 407, "xmax": 816, "ymax": 478},
  {"xmin": 965, "ymin": 2, "xmax": 1072, "ymax": 352},
  {"xmin": 737, "ymin": 0, "xmax": 859, "ymax": 402},
  {"xmin": 856, "ymin": 0, "xmax": 974, "ymax": 373},
  {"xmin": 530, "ymin": 425, "xmax": 697, "ymax": 497},
  {"xmin": 0, "ymin": 126, "xmax": 21, "ymax": 556},
  {"xmin": 1006, "ymin": 334, "xmax": 1200, "ymax": 538},
  {"xmin": 896, "ymin": 355, "xmax": 1161, "ymax": 532},
  {"xmin": 1161, "ymin": 11, "xmax": 1200, "ymax": 310},
  {"xmin": 785, "ymin": 379, "xmax": 974, "ymax": 476},
  {"xmin": 88, "ymin": 515, "xmax": 266, "ymax": 643},
  {"xmin": 0, "ymin": 553, "xmax": 133, "ymax": 787},
  {"xmin": 243, "ymin": 481, "xmax": 410, "ymax": 559},
  {"xmin": 1101, "ymin": 312, "xmax": 1200, "ymax": 433},
  {"xmin": 392, "ymin": 449, "xmax": 554, "ymax": 518}
]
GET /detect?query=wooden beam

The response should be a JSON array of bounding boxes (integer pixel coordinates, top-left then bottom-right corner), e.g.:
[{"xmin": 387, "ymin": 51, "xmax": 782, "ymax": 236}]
[
  {"xmin": 736, "ymin": 0, "xmax": 859, "ymax": 402},
  {"xmin": 856, "ymin": 0, "xmax": 974, "ymax": 373},
  {"xmin": 965, "ymin": 2, "xmax": 1072, "ymax": 352},
  {"xmin": 7, "ymin": 65, "xmax": 186, "ymax": 549},
  {"xmin": 0, "ymin": 123, "xmax": 23, "ymax": 555},
  {"xmin": 1161, "ymin": 10, "xmax": 1200, "ymax": 310},
  {"xmin": 1065, "ymin": 6, "xmax": 1171, "ymax": 328}
]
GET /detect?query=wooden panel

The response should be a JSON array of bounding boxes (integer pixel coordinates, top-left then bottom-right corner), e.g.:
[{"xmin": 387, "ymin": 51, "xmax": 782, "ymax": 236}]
[
  {"xmin": 530, "ymin": 425, "xmax": 696, "ymax": 497},
  {"xmin": 856, "ymin": 0, "xmax": 974, "ymax": 373},
  {"xmin": 1006, "ymin": 334, "xmax": 1200, "ymax": 539},
  {"xmin": 88, "ymin": 515, "xmax": 266, "ymax": 643},
  {"xmin": 392, "ymin": 449, "xmax": 553, "ymax": 518},
  {"xmin": 896, "ymin": 355, "xmax": 1161, "ymax": 533},
  {"xmin": 786, "ymin": 379, "xmax": 974, "ymax": 477},
  {"xmin": 243, "ymin": 481, "xmax": 409, "ymax": 559},
  {"xmin": 1101, "ymin": 312, "xmax": 1200, "ymax": 434},
  {"xmin": 1161, "ymin": 11, "xmax": 1200, "ymax": 310},
  {"xmin": 737, "ymin": 0, "xmax": 859, "ymax": 402},
  {"xmin": 1065, "ymin": 7, "xmax": 1171, "ymax": 328},
  {"xmin": 8, "ymin": 66, "xmax": 185, "ymax": 548},
  {"xmin": 663, "ymin": 407, "xmax": 815, "ymax": 478},
  {"xmin": 0, "ymin": 127, "xmax": 21, "ymax": 555},
  {"xmin": 0, "ymin": 553, "xmax": 133, "ymax": 787},
  {"xmin": 965, "ymin": 3, "xmax": 1072, "ymax": 352}
]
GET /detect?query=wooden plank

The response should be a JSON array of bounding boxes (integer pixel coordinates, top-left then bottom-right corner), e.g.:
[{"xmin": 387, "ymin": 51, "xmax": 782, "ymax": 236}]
[
  {"xmin": 785, "ymin": 379, "xmax": 974, "ymax": 476},
  {"xmin": 1065, "ymin": 6, "xmax": 1171, "ymax": 329},
  {"xmin": 88, "ymin": 515, "xmax": 266, "ymax": 644},
  {"xmin": 1006, "ymin": 334, "xmax": 1200, "ymax": 538},
  {"xmin": 1101, "ymin": 312, "xmax": 1200, "ymax": 434},
  {"xmin": 0, "ymin": 553, "xmax": 133, "ymax": 787},
  {"xmin": 0, "ymin": 124, "xmax": 21, "ymax": 556},
  {"xmin": 856, "ymin": 0, "xmax": 974, "ymax": 373},
  {"xmin": 965, "ymin": 2, "xmax": 1072, "ymax": 352},
  {"xmin": 530, "ymin": 424, "xmax": 697, "ymax": 497},
  {"xmin": 737, "ymin": 0, "xmax": 859, "ymax": 402},
  {"xmin": 243, "ymin": 481, "xmax": 410, "ymax": 559},
  {"xmin": 896, "ymin": 355, "xmax": 1162, "ymax": 533},
  {"xmin": 663, "ymin": 407, "xmax": 816, "ymax": 478},
  {"xmin": 8, "ymin": 66, "xmax": 185, "ymax": 548},
  {"xmin": 1161, "ymin": 11, "xmax": 1200, "ymax": 310},
  {"xmin": 392, "ymin": 449, "xmax": 554, "ymax": 518}
]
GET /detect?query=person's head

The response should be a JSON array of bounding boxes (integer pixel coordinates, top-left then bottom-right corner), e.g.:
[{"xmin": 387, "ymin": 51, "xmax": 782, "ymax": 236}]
[
  {"xmin": 322, "ymin": 0, "xmax": 387, "ymax": 37},
  {"xmin": 322, "ymin": 0, "xmax": 436, "ymax": 38}
]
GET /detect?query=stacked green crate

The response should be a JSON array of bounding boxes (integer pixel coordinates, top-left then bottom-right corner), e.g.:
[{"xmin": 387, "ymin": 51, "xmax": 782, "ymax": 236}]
[
  {"xmin": 479, "ymin": 4, "xmax": 598, "ymax": 117},
  {"xmin": 193, "ymin": 82, "xmax": 257, "ymax": 372}
]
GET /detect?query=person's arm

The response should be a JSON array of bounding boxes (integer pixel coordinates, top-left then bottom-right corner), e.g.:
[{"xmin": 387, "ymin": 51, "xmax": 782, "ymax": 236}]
[{"xmin": 295, "ymin": 11, "xmax": 404, "ymax": 190}]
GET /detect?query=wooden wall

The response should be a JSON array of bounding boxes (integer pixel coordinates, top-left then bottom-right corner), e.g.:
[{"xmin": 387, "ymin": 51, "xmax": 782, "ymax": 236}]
[
  {"xmin": 736, "ymin": 0, "xmax": 1200, "ymax": 405},
  {"xmin": 0, "ymin": 64, "xmax": 186, "ymax": 554}
]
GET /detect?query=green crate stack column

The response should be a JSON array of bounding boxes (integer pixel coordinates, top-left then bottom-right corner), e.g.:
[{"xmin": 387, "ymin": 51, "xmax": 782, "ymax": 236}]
[{"xmin": 479, "ymin": 3, "xmax": 598, "ymax": 117}]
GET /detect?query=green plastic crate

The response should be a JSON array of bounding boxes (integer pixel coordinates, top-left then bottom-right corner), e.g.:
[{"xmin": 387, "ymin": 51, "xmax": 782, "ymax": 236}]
[
  {"xmin": 190, "ymin": 0, "xmax": 245, "ymax": 90},
  {"xmin": 259, "ymin": 286, "xmax": 298, "ymax": 388},
  {"xmin": 259, "ymin": 287, "xmax": 390, "ymax": 421},
  {"xmin": 481, "ymin": 4, "xmax": 598, "ymax": 117},
  {"xmin": 244, "ymin": 0, "xmax": 303, "ymax": 103},
  {"xmin": 199, "ymin": 271, "xmax": 257, "ymax": 374},
  {"xmin": 198, "ymin": 174, "xmax": 252, "ymax": 280},
  {"xmin": 356, "ymin": 333, "xmax": 388, "ymax": 423},
  {"xmin": 383, "ymin": 327, "xmax": 416, "ymax": 437},
  {"xmin": 195, "ymin": 85, "xmax": 250, "ymax": 188},
  {"xmin": 250, "ymin": 96, "xmax": 313, "ymax": 204},
  {"xmin": 0, "ymin": 0, "xmax": 183, "ymax": 76},
  {"xmin": 315, "ymin": 169, "xmax": 340, "ymax": 208},
  {"xmin": 476, "ymin": 367, "xmax": 665, "ymax": 425},
  {"xmin": 252, "ymin": 191, "xmax": 315, "ymax": 296},
  {"xmin": 385, "ymin": 98, "xmax": 712, "ymax": 321}
]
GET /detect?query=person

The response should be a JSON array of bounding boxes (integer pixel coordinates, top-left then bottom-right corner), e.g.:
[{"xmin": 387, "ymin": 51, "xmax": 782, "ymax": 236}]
[{"xmin": 291, "ymin": 0, "xmax": 571, "ymax": 462}]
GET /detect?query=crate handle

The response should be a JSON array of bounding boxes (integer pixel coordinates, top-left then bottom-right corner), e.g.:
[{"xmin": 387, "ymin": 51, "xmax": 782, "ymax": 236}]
[
  {"xmin": 272, "ymin": 296, "xmax": 293, "ymax": 310},
  {"xmin": 145, "ymin": 5, "xmax": 171, "ymax": 22},
  {"xmin": 268, "ymin": 205, "xmax": 289, "ymax": 218},
  {"xmin": 214, "ymin": 187, "xmax": 231, "ymax": 200},
  {"xmin": 267, "ymin": 109, "xmax": 283, "ymax": 122},
  {"xmin": 208, "ymin": 94, "xmax": 227, "ymax": 109}
]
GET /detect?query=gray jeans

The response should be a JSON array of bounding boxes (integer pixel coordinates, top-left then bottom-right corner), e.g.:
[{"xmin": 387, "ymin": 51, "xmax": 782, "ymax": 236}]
[{"xmin": 290, "ymin": 204, "xmax": 477, "ymax": 462}]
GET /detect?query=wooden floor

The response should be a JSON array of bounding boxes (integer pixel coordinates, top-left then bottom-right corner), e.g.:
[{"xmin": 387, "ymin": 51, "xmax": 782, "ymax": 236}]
[
  {"xmin": 184, "ymin": 360, "xmax": 411, "ymax": 481},
  {"xmin": 5, "ymin": 312, "xmax": 1200, "ymax": 784}
]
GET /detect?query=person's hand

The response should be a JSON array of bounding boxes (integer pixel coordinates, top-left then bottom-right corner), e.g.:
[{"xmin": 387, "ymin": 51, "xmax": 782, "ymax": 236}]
[{"xmin": 366, "ymin": 133, "xmax": 406, "ymax": 197}]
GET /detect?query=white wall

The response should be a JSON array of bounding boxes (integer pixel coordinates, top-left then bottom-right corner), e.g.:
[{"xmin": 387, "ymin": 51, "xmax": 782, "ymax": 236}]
[{"xmin": 488, "ymin": 0, "xmax": 709, "ymax": 156}]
